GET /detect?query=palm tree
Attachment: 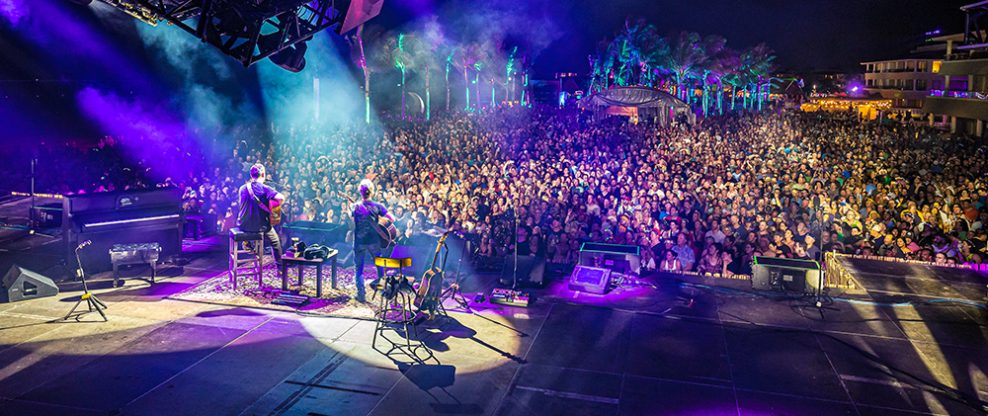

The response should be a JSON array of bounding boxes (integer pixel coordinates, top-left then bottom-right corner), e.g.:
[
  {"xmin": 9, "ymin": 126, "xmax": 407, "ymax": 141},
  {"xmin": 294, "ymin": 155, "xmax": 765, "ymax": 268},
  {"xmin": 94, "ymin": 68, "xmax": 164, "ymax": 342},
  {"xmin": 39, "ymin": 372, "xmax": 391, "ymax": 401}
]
[
  {"xmin": 444, "ymin": 47, "xmax": 455, "ymax": 112},
  {"xmin": 380, "ymin": 33, "xmax": 416, "ymax": 118},
  {"xmin": 589, "ymin": 39, "xmax": 614, "ymax": 92},
  {"xmin": 348, "ymin": 26, "xmax": 372, "ymax": 124},
  {"xmin": 696, "ymin": 35, "xmax": 727, "ymax": 117},
  {"xmin": 664, "ymin": 31, "xmax": 704, "ymax": 103},
  {"xmin": 735, "ymin": 43, "xmax": 775, "ymax": 111},
  {"xmin": 707, "ymin": 47, "xmax": 739, "ymax": 115},
  {"xmin": 455, "ymin": 43, "xmax": 481, "ymax": 111}
]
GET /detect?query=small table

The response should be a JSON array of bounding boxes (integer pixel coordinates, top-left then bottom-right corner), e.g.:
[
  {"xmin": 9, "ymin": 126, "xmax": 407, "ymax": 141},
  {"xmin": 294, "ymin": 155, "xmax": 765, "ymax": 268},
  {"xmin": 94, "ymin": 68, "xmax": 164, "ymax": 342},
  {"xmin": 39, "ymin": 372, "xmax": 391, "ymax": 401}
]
[
  {"xmin": 109, "ymin": 243, "xmax": 162, "ymax": 287},
  {"xmin": 280, "ymin": 250, "xmax": 338, "ymax": 297}
]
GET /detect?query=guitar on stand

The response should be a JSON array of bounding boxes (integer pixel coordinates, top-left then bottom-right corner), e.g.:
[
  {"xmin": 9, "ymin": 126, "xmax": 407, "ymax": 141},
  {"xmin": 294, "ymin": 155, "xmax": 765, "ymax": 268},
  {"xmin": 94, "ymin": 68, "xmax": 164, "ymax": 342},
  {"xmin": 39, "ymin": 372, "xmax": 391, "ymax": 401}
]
[{"xmin": 414, "ymin": 229, "xmax": 452, "ymax": 318}]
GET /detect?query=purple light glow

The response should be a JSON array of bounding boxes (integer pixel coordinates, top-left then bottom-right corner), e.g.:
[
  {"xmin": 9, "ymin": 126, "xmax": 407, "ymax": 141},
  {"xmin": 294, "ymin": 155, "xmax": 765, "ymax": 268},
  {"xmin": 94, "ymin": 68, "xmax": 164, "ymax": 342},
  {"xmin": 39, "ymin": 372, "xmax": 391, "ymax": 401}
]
[
  {"xmin": 76, "ymin": 87, "xmax": 203, "ymax": 181},
  {"xmin": 0, "ymin": 0, "xmax": 26, "ymax": 26},
  {"xmin": 11, "ymin": 1, "xmax": 155, "ymax": 92}
]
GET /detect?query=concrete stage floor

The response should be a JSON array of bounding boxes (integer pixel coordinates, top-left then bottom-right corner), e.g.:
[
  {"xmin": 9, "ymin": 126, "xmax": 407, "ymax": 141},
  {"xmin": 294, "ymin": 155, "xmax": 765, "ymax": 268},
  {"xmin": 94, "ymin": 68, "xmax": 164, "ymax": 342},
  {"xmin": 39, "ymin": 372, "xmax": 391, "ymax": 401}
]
[{"xmin": 1, "ymin": 235, "xmax": 987, "ymax": 415}]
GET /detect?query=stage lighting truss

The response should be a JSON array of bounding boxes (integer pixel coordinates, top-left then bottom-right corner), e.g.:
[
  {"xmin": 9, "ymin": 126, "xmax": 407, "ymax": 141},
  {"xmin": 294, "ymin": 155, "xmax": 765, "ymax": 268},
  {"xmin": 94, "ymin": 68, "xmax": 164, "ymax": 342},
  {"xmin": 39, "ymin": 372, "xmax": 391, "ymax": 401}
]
[{"xmin": 93, "ymin": 0, "xmax": 352, "ymax": 69}]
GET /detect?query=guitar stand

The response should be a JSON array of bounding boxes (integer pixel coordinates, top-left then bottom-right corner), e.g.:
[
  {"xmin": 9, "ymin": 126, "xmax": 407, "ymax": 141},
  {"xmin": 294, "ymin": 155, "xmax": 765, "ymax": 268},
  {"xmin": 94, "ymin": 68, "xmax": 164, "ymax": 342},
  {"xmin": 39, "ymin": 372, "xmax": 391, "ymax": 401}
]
[
  {"xmin": 63, "ymin": 248, "xmax": 108, "ymax": 322},
  {"xmin": 63, "ymin": 292, "xmax": 108, "ymax": 322},
  {"xmin": 371, "ymin": 256, "xmax": 434, "ymax": 363}
]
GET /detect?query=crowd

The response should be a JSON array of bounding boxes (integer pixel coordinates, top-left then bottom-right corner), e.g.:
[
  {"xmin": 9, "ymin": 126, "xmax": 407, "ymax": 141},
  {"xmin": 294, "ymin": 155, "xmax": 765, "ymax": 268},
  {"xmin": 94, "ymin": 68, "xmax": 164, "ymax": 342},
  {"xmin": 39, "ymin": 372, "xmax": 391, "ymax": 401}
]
[{"xmin": 16, "ymin": 105, "xmax": 988, "ymax": 275}]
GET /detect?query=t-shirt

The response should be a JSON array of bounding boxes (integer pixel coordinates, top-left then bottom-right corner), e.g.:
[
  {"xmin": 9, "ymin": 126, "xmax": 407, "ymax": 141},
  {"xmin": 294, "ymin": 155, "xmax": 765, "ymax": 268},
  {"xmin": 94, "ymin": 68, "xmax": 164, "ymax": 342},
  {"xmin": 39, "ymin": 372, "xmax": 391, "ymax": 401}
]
[
  {"xmin": 352, "ymin": 200, "xmax": 389, "ymax": 246},
  {"xmin": 237, "ymin": 182, "xmax": 278, "ymax": 232}
]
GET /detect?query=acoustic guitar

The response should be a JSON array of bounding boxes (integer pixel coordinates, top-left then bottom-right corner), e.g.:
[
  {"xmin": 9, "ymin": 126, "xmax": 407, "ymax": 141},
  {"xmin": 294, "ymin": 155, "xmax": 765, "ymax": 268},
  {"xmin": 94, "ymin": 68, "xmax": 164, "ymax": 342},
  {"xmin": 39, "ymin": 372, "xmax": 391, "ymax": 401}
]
[
  {"xmin": 342, "ymin": 194, "xmax": 398, "ymax": 249},
  {"xmin": 246, "ymin": 181, "xmax": 283, "ymax": 226},
  {"xmin": 415, "ymin": 230, "xmax": 451, "ymax": 313}
]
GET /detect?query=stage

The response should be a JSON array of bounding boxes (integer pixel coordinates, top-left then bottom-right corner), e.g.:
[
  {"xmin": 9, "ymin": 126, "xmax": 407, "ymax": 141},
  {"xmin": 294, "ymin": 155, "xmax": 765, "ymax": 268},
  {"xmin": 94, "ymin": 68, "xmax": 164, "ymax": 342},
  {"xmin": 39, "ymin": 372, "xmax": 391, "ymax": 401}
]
[{"xmin": 0, "ymin": 235, "xmax": 986, "ymax": 416}]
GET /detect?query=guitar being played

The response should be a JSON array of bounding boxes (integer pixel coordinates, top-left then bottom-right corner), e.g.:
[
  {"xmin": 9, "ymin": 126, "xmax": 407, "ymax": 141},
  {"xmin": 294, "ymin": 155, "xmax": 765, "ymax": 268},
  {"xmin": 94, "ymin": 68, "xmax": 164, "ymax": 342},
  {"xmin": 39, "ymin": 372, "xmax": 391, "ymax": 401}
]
[
  {"xmin": 349, "ymin": 179, "xmax": 397, "ymax": 303},
  {"xmin": 238, "ymin": 163, "xmax": 285, "ymax": 265}
]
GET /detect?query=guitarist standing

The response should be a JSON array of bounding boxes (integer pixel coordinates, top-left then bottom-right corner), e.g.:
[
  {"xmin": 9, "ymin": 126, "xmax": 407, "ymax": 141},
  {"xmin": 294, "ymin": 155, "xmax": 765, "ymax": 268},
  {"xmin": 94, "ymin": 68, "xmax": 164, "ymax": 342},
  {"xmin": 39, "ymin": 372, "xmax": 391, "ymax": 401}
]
[
  {"xmin": 351, "ymin": 179, "xmax": 394, "ymax": 303},
  {"xmin": 238, "ymin": 163, "xmax": 285, "ymax": 266}
]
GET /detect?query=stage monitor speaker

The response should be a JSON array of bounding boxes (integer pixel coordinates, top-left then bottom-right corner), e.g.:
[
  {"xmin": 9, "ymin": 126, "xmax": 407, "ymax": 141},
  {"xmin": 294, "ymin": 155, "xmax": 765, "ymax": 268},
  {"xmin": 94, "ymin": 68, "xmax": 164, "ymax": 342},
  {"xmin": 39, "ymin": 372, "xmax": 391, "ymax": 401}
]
[
  {"xmin": 499, "ymin": 255, "xmax": 546, "ymax": 286},
  {"xmin": 1, "ymin": 265, "xmax": 59, "ymax": 303},
  {"xmin": 751, "ymin": 256, "xmax": 821, "ymax": 294},
  {"xmin": 578, "ymin": 242, "xmax": 641, "ymax": 275},
  {"xmin": 569, "ymin": 265, "xmax": 612, "ymax": 294}
]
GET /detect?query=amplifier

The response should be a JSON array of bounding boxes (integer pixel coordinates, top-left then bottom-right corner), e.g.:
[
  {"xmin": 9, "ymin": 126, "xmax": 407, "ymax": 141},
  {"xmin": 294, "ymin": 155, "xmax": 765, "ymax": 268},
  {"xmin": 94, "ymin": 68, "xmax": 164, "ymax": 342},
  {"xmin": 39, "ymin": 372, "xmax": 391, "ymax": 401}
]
[{"xmin": 569, "ymin": 265, "xmax": 612, "ymax": 294}]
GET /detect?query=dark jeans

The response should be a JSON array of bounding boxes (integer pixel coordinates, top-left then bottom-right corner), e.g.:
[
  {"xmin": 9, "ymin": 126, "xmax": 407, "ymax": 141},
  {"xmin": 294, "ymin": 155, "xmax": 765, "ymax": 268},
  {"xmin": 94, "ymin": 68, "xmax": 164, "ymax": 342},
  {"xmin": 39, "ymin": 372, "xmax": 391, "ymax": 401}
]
[
  {"xmin": 353, "ymin": 243, "xmax": 384, "ymax": 302},
  {"xmin": 264, "ymin": 227, "xmax": 283, "ymax": 265}
]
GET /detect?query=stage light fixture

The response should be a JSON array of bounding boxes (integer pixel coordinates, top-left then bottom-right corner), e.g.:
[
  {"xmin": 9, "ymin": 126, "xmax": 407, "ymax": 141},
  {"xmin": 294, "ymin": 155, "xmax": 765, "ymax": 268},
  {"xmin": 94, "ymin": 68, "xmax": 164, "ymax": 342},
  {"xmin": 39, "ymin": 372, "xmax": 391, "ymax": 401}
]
[
  {"xmin": 270, "ymin": 41, "xmax": 308, "ymax": 73},
  {"xmin": 87, "ymin": 0, "xmax": 384, "ymax": 72}
]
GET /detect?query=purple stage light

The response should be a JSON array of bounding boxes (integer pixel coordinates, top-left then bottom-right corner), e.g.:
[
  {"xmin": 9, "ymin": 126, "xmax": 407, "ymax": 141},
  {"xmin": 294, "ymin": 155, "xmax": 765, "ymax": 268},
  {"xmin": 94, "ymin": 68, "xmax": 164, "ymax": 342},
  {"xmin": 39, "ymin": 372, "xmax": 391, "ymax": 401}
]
[
  {"xmin": 0, "ymin": 0, "xmax": 26, "ymax": 26},
  {"xmin": 76, "ymin": 87, "xmax": 202, "ymax": 181}
]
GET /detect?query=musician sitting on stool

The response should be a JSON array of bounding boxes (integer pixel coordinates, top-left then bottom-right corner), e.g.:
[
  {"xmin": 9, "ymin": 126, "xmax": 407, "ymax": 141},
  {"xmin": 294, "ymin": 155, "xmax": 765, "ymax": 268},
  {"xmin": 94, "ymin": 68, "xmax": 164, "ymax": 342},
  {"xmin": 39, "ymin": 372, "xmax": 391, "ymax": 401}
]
[
  {"xmin": 351, "ymin": 179, "xmax": 394, "ymax": 303},
  {"xmin": 238, "ymin": 163, "xmax": 285, "ymax": 266}
]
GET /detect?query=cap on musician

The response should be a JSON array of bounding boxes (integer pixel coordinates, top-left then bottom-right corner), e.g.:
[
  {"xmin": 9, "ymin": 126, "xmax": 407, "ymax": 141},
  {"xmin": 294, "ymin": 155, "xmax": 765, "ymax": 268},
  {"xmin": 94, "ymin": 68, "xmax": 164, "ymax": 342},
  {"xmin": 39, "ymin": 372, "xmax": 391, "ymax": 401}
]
[{"xmin": 359, "ymin": 179, "xmax": 374, "ymax": 199}]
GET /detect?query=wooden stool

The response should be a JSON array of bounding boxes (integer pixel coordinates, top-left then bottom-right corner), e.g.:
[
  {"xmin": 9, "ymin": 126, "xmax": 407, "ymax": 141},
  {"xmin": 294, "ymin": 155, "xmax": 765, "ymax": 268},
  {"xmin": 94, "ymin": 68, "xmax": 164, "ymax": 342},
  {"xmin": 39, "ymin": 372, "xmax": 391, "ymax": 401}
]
[{"xmin": 229, "ymin": 228, "xmax": 264, "ymax": 290}]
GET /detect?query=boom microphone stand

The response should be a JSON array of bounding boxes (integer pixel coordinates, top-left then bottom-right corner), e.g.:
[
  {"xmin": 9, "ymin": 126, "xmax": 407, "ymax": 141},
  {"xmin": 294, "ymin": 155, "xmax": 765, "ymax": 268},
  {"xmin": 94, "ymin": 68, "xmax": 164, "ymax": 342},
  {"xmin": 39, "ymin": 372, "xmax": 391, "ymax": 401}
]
[{"xmin": 63, "ymin": 240, "xmax": 108, "ymax": 322}]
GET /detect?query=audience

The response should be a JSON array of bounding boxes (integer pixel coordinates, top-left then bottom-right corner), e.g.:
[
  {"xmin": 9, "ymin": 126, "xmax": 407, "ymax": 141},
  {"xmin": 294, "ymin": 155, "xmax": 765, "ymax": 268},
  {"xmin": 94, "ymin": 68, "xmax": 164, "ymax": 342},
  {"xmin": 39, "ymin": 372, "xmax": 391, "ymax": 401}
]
[{"xmin": 12, "ymin": 106, "xmax": 988, "ymax": 275}]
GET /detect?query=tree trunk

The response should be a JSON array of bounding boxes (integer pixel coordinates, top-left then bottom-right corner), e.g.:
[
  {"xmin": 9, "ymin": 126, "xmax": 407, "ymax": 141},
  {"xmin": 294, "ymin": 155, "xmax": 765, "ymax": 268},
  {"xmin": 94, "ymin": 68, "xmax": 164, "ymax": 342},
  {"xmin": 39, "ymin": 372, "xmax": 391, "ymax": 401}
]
[
  {"xmin": 445, "ymin": 65, "xmax": 451, "ymax": 112},
  {"xmin": 730, "ymin": 85, "xmax": 736, "ymax": 111},
  {"xmin": 425, "ymin": 62, "xmax": 431, "ymax": 121},
  {"xmin": 521, "ymin": 73, "xmax": 528, "ymax": 106},
  {"xmin": 702, "ymin": 77, "xmax": 709, "ymax": 117},
  {"xmin": 757, "ymin": 83, "xmax": 763, "ymax": 111},
  {"xmin": 463, "ymin": 67, "xmax": 470, "ymax": 111},
  {"xmin": 474, "ymin": 73, "xmax": 481, "ymax": 109},
  {"xmin": 400, "ymin": 69, "xmax": 406, "ymax": 118},
  {"xmin": 717, "ymin": 85, "xmax": 723, "ymax": 115},
  {"xmin": 354, "ymin": 32, "xmax": 371, "ymax": 124}
]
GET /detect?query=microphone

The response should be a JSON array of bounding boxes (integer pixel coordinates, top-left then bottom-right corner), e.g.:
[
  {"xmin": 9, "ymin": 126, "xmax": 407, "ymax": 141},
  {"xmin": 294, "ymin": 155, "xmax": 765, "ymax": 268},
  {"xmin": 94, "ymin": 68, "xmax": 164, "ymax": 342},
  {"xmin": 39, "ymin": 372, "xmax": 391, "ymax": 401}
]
[{"xmin": 77, "ymin": 240, "xmax": 93, "ymax": 250}]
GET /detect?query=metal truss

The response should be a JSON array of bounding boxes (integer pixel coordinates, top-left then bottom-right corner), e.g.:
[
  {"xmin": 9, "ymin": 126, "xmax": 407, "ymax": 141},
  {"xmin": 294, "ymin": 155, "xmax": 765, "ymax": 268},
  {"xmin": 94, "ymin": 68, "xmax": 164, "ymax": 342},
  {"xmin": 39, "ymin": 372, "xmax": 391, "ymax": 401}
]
[{"xmin": 95, "ymin": 0, "xmax": 350, "ymax": 68}]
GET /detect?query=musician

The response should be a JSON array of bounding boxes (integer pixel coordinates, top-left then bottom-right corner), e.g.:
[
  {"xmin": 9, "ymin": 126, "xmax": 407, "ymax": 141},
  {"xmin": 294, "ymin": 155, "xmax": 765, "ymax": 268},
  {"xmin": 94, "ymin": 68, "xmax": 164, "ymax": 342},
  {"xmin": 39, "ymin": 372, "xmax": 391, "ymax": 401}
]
[
  {"xmin": 238, "ymin": 163, "xmax": 285, "ymax": 265},
  {"xmin": 351, "ymin": 179, "xmax": 394, "ymax": 303}
]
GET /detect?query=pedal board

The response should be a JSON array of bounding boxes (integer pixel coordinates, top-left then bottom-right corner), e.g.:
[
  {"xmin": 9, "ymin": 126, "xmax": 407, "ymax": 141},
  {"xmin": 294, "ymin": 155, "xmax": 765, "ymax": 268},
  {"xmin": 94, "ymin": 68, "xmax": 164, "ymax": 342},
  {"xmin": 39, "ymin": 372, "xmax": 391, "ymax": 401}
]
[
  {"xmin": 490, "ymin": 288, "xmax": 531, "ymax": 308},
  {"xmin": 272, "ymin": 293, "xmax": 309, "ymax": 307}
]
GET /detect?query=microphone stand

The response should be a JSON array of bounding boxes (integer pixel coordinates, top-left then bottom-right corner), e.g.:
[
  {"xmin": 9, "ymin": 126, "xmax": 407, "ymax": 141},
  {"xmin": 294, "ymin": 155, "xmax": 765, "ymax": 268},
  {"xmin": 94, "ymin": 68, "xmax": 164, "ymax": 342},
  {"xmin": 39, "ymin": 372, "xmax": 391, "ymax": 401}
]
[
  {"xmin": 28, "ymin": 157, "xmax": 54, "ymax": 238},
  {"xmin": 512, "ymin": 203, "xmax": 519, "ymax": 290},
  {"xmin": 63, "ymin": 243, "xmax": 108, "ymax": 322}
]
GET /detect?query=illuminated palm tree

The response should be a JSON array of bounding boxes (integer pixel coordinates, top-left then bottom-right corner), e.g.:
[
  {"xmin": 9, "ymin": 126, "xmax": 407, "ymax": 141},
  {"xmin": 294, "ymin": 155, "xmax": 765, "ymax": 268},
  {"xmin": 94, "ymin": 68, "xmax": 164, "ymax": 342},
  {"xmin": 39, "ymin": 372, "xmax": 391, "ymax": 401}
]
[
  {"xmin": 348, "ymin": 26, "xmax": 373, "ymax": 124},
  {"xmin": 380, "ymin": 33, "xmax": 416, "ymax": 118},
  {"xmin": 734, "ymin": 43, "xmax": 775, "ymax": 110},
  {"xmin": 455, "ymin": 43, "xmax": 481, "ymax": 111},
  {"xmin": 664, "ymin": 31, "xmax": 704, "ymax": 102},
  {"xmin": 707, "ymin": 47, "xmax": 739, "ymax": 115},
  {"xmin": 696, "ymin": 35, "xmax": 727, "ymax": 117}
]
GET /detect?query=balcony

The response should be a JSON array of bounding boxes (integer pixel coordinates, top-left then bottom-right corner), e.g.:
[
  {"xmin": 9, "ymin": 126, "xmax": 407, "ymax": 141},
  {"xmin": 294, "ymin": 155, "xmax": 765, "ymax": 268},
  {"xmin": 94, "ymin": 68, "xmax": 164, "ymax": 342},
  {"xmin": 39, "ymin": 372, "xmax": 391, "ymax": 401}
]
[
  {"xmin": 923, "ymin": 94, "xmax": 988, "ymax": 120},
  {"xmin": 929, "ymin": 90, "xmax": 988, "ymax": 100}
]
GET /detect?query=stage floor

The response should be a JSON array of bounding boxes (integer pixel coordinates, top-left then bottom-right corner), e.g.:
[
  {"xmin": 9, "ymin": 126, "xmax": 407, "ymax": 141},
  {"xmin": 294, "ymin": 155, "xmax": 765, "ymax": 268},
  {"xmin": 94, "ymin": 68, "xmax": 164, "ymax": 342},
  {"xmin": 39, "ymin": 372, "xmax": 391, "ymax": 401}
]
[{"xmin": 1, "ymin": 237, "xmax": 986, "ymax": 415}]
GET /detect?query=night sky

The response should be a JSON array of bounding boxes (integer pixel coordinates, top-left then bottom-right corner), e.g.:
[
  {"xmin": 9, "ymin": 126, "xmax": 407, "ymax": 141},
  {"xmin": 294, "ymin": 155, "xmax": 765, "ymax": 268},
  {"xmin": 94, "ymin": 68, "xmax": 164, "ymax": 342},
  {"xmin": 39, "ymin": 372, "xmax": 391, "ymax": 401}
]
[
  {"xmin": 380, "ymin": 0, "xmax": 974, "ymax": 74},
  {"xmin": 0, "ymin": 0, "xmax": 977, "ymax": 142}
]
